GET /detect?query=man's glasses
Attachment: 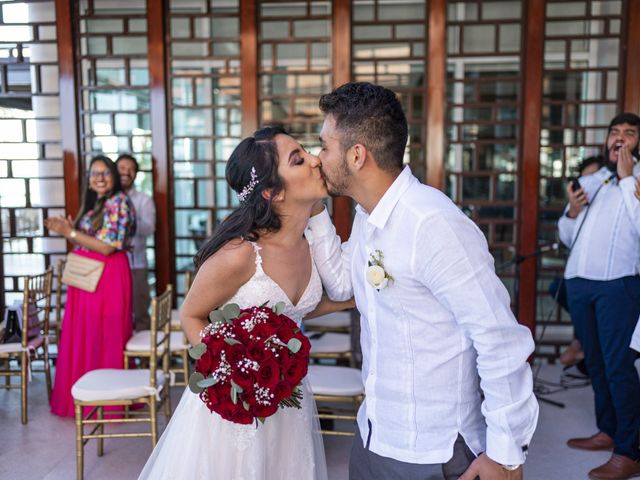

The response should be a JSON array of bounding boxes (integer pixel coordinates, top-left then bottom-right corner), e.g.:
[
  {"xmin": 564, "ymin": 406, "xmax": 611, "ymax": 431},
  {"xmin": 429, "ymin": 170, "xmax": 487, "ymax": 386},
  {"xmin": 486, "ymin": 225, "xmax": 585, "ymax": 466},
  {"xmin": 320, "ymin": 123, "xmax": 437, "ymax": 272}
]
[{"xmin": 89, "ymin": 171, "xmax": 112, "ymax": 179}]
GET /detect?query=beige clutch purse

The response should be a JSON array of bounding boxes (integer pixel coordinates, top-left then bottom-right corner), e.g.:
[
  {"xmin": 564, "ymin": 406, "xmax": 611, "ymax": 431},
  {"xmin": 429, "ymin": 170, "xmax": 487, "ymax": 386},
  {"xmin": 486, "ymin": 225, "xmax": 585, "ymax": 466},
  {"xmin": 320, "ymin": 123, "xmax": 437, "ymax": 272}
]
[{"xmin": 62, "ymin": 252, "xmax": 105, "ymax": 293}]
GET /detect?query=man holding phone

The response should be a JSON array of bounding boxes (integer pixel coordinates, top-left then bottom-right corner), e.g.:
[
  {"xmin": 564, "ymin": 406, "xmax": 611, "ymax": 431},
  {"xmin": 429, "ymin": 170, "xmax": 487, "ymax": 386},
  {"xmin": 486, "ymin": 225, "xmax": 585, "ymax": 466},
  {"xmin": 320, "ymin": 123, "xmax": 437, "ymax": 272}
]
[{"xmin": 558, "ymin": 113, "xmax": 640, "ymax": 480}]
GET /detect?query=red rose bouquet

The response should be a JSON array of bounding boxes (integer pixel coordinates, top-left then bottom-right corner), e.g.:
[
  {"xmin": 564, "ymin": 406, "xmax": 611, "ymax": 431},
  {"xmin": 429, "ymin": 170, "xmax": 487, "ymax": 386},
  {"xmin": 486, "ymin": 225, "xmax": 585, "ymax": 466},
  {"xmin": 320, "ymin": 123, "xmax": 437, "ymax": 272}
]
[{"xmin": 188, "ymin": 301, "xmax": 311, "ymax": 425}]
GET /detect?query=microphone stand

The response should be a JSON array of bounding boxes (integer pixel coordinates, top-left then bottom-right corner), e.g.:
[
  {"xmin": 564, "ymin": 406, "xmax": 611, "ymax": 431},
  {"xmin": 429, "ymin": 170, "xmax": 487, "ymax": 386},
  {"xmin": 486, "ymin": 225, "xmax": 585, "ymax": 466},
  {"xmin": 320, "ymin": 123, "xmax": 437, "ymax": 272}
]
[{"xmin": 497, "ymin": 245, "xmax": 566, "ymax": 408}]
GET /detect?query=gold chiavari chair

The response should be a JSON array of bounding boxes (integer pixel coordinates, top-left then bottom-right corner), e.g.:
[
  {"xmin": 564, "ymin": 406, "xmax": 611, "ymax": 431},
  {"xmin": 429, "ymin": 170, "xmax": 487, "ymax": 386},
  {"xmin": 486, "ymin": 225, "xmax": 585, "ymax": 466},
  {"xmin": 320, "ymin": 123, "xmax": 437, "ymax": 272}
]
[
  {"xmin": 167, "ymin": 270, "xmax": 193, "ymax": 385},
  {"xmin": 51, "ymin": 258, "xmax": 66, "ymax": 352},
  {"xmin": 307, "ymin": 365, "xmax": 364, "ymax": 436},
  {"xmin": 71, "ymin": 284, "xmax": 173, "ymax": 480},
  {"xmin": 0, "ymin": 267, "xmax": 54, "ymax": 424},
  {"xmin": 304, "ymin": 310, "xmax": 352, "ymax": 334},
  {"xmin": 309, "ymin": 332, "xmax": 353, "ymax": 366},
  {"xmin": 125, "ymin": 271, "xmax": 191, "ymax": 387}
]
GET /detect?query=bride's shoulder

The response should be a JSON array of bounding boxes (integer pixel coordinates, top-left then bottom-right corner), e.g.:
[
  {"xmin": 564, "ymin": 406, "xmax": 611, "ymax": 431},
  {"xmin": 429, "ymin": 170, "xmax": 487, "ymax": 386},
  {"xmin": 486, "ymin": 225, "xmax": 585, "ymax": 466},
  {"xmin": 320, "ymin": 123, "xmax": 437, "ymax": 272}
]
[{"xmin": 200, "ymin": 238, "xmax": 256, "ymax": 277}]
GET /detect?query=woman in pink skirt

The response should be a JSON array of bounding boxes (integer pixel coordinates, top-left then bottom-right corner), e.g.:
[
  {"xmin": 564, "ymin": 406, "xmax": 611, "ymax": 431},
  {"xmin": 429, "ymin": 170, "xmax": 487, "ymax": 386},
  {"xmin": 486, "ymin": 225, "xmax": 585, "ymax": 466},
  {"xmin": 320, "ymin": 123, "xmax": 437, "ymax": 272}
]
[{"xmin": 45, "ymin": 155, "xmax": 136, "ymax": 417}]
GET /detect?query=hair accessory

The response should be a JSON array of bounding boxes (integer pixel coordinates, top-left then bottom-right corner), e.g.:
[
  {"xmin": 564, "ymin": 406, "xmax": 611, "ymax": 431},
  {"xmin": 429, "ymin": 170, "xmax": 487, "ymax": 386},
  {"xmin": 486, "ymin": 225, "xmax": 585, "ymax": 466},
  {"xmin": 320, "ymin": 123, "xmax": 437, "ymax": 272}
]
[{"xmin": 238, "ymin": 167, "xmax": 259, "ymax": 202}]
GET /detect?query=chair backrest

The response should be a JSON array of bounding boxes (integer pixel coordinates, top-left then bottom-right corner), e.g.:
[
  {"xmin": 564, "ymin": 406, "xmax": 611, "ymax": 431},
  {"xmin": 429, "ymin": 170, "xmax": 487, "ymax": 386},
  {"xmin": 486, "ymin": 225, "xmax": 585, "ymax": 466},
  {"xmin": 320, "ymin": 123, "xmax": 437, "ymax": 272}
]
[
  {"xmin": 21, "ymin": 268, "xmax": 54, "ymax": 347},
  {"xmin": 149, "ymin": 284, "xmax": 173, "ymax": 389},
  {"xmin": 55, "ymin": 259, "xmax": 66, "ymax": 326}
]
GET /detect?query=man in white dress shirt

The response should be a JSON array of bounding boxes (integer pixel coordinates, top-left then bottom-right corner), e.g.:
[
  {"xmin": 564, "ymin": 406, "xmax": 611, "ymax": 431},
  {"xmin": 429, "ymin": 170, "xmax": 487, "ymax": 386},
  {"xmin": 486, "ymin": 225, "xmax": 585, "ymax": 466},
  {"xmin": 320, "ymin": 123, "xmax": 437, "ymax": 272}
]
[
  {"xmin": 117, "ymin": 154, "xmax": 156, "ymax": 331},
  {"xmin": 306, "ymin": 82, "xmax": 538, "ymax": 480},
  {"xmin": 558, "ymin": 113, "xmax": 640, "ymax": 480}
]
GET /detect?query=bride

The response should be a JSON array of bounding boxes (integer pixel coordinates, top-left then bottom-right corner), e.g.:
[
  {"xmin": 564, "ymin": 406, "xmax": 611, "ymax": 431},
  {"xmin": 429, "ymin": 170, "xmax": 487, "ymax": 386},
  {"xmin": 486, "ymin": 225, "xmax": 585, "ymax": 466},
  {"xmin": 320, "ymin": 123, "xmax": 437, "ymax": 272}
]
[{"xmin": 139, "ymin": 126, "xmax": 351, "ymax": 479}]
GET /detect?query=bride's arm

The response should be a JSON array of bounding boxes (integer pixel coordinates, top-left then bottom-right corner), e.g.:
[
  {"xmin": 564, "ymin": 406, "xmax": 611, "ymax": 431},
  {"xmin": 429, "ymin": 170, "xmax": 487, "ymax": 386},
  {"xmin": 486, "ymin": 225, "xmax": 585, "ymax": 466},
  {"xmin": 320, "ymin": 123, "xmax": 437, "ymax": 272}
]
[
  {"xmin": 303, "ymin": 296, "xmax": 355, "ymax": 320},
  {"xmin": 180, "ymin": 240, "xmax": 255, "ymax": 346}
]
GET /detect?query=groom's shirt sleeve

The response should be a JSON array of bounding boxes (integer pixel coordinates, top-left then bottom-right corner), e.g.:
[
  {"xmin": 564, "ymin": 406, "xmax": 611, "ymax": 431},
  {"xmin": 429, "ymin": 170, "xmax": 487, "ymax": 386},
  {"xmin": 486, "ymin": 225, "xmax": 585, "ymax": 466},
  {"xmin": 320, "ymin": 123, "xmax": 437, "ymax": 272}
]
[
  {"xmin": 305, "ymin": 207, "xmax": 354, "ymax": 301},
  {"xmin": 416, "ymin": 211, "xmax": 539, "ymax": 466}
]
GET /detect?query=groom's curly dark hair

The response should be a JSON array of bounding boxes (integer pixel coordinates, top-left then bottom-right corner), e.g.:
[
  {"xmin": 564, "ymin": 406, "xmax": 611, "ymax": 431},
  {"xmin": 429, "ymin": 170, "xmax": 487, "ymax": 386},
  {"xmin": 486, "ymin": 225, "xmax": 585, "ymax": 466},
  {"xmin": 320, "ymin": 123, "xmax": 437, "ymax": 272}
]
[{"xmin": 319, "ymin": 82, "xmax": 408, "ymax": 174}]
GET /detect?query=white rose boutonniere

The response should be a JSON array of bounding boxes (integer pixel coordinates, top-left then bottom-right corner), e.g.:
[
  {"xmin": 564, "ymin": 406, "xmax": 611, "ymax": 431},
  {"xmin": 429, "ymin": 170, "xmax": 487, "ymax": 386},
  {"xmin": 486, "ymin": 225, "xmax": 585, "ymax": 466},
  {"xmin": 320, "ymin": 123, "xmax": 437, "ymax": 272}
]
[{"xmin": 366, "ymin": 249, "xmax": 393, "ymax": 291}]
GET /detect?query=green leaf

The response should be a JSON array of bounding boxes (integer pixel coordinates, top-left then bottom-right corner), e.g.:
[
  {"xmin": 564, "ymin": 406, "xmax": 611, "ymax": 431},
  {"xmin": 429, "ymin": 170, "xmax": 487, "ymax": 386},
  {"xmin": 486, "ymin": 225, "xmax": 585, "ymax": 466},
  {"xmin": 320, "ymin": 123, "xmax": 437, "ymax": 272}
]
[
  {"xmin": 231, "ymin": 387, "xmax": 238, "ymax": 404},
  {"xmin": 230, "ymin": 379, "xmax": 244, "ymax": 393},
  {"xmin": 287, "ymin": 338, "xmax": 302, "ymax": 353},
  {"xmin": 224, "ymin": 337, "xmax": 242, "ymax": 345},
  {"xmin": 188, "ymin": 342, "xmax": 207, "ymax": 360},
  {"xmin": 273, "ymin": 302, "xmax": 285, "ymax": 315},
  {"xmin": 197, "ymin": 376, "xmax": 218, "ymax": 388},
  {"xmin": 208, "ymin": 310, "xmax": 226, "ymax": 324},
  {"xmin": 242, "ymin": 400, "xmax": 250, "ymax": 411},
  {"xmin": 222, "ymin": 303, "xmax": 240, "ymax": 320},
  {"xmin": 188, "ymin": 372, "xmax": 205, "ymax": 393},
  {"xmin": 258, "ymin": 416, "xmax": 266, "ymax": 424}
]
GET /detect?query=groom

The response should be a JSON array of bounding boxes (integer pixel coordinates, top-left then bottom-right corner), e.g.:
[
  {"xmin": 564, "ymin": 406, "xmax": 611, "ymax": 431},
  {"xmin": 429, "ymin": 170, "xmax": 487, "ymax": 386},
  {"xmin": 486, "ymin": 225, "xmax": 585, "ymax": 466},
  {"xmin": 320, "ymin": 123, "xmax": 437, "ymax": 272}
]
[{"xmin": 306, "ymin": 82, "xmax": 539, "ymax": 480}]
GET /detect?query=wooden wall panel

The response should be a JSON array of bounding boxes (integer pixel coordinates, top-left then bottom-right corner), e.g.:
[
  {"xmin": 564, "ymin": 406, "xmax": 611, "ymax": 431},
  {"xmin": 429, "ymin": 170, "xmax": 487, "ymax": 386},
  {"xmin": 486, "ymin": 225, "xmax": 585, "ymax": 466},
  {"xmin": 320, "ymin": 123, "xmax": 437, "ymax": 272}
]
[
  {"xmin": 148, "ymin": 0, "xmax": 174, "ymax": 294},
  {"xmin": 518, "ymin": 0, "xmax": 545, "ymax": 334},
  {"xmin": 332, "ymin": 0, "xmax": 352, "ymax": 241},
  {"xmin": 56, "ymin": 0, "xmax": 81, "ymax": 219},
  {"xmin": 624, "ymin": 0, "xmax": 640, "ymax": 113},
  {"xmin": 426, "ymin": 0, "xmax": 445, "ymax": 190}
]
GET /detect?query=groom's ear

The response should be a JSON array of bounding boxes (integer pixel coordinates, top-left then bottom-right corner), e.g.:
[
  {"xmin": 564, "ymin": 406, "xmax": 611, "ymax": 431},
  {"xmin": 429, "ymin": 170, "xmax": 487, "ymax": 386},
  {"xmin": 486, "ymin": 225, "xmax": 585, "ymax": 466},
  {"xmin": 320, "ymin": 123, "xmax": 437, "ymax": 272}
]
[{"xmin": 350, "ymin": 144, "xmax": 367, "ymax": 170}]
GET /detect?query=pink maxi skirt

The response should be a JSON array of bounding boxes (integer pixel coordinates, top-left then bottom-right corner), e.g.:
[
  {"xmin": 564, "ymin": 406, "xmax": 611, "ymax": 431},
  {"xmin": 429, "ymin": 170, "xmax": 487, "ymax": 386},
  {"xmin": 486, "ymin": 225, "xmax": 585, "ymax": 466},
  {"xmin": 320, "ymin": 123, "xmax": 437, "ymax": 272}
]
[{"xmin": 50, "ymin": 249, "xmax": 133, "ymax": 417}]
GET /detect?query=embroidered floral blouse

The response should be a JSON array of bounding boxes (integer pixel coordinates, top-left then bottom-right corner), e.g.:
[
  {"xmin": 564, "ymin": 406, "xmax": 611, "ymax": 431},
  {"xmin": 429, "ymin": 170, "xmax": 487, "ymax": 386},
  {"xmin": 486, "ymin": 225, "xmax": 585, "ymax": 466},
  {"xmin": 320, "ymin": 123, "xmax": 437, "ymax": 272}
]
[{"xmin": 77, "ymin": 191, "xmax": 136, "ymax": 250}]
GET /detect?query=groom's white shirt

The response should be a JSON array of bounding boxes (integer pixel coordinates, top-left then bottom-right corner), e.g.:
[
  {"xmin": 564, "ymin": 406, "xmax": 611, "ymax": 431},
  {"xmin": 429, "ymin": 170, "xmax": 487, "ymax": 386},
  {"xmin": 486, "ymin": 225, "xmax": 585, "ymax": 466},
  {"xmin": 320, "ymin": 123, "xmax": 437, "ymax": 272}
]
[{"xmin": 306, "ymin": 166, "xmax": 538, "ymax": 465}]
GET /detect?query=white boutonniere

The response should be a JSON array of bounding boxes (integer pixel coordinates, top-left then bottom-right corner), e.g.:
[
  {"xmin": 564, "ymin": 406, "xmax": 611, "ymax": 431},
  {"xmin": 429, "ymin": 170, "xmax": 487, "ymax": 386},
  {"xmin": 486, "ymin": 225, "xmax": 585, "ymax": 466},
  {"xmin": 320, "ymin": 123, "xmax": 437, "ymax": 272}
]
[{"xmin": 366, "ymin": 249, "xmax": 393, "ymax": 291}]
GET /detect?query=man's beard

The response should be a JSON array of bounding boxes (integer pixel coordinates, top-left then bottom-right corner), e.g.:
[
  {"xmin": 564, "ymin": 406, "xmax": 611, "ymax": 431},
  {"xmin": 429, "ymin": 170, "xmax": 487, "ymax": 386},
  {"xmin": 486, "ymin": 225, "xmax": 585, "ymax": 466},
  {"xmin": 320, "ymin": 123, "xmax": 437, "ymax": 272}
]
[{"xmin": 325, "ymin": 161, "xmax": 351, "ymax": 196}]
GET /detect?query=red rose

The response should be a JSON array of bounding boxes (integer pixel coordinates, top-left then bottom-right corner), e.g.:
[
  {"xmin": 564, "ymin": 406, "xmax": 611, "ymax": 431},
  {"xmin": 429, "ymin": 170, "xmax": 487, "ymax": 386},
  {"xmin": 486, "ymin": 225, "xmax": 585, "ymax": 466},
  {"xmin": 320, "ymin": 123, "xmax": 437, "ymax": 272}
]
[
  {"xmin": 230, "ymin": 409, "xmax": 254, "ymax": 425},
  {"xmin": 227, "ymin": 344, "xmax": 248, "ymax": 366},
  {"xmin": 195, "ymin": 349, "xmax": 218, "ymax": 375},
  {"xmin": 274, "ymin": 380, "xmax": 293, "ymax": 401},
  {"xmin": 256, "ymin": 359, "xmax": 280, "ymax": 390},
  {"xmin": 276, "ymin": 324, "xmax": 296, "ymax": 343},
  {"xmin": 283, "ymin": 356, "xmax": 308, "ymax": 385},
  {"xmin": 247, "ymin": 343, "xmax": 268, "ymax": 362},
  {"xmin": 251, "ymin": 323, "xmax": 273, "ymax": 341},
  {"xmin": 231, "ymin": 367, "xmax": 255, "ymax": 392},
  {"xmin": 215, "ymin": 400, "xmax": 244, "ymax": 423},
  {"xmin": 265, "ymin": 310, "xmax": 284, "ymax": 329},
  {"xmin": 250, "ymin": 400, "xmax": 279, "ymax": 419}
]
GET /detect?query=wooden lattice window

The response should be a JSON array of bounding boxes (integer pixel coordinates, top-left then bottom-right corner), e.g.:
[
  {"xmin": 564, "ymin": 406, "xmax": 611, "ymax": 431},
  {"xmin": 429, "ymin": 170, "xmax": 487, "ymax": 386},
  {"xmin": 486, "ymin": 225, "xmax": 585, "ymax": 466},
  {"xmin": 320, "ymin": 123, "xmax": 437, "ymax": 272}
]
[
  {"xmin": 258, "ymin": 0, "xmax": 332, "ymax": 148},
  {"xmin": 351, "ymin": 0, "xmax": 428, "ymax": 182},
  {"xmin": 0, "ymin": 1, "xmax": 64, "ymax": 305},
  {"xmin": 535, "ymin": 0, "xmax": 625, "ymax": 359},
  {"xmin": 445, "ymin": 0, "xmax": 524, "ymax": 300},
  {"xmin": 169, "ymin": 0, "xmax": 242, "ymax": 301}
]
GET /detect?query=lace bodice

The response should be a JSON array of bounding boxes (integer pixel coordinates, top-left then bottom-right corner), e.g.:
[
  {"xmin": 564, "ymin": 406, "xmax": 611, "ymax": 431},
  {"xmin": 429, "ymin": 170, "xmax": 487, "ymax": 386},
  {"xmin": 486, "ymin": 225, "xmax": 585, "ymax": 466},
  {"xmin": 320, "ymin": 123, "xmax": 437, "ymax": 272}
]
[{"xmin": 226, "ymin": 242, "xmax": 322, "ymax": 325}]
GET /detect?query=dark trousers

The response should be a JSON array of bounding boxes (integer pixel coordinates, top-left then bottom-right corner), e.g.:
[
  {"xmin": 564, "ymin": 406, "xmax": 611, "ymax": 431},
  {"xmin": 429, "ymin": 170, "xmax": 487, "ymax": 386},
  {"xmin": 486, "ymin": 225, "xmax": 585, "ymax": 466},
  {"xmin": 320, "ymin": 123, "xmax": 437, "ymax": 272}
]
[
  {"xmin": 566, "ymin": 276, "xmax": 640, "ymax": 460},
  {"xmin": 349, "ymin": 424, "xmax": 476, "ymax": 480}
]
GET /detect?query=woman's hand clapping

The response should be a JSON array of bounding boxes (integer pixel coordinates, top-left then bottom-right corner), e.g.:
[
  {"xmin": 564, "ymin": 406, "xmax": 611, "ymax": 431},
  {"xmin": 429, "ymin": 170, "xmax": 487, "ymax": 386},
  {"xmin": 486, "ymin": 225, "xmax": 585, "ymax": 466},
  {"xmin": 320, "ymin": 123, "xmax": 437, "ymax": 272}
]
[{"xmin": 44, "ymin": 215, "xmax": 74, "ymax": 238}]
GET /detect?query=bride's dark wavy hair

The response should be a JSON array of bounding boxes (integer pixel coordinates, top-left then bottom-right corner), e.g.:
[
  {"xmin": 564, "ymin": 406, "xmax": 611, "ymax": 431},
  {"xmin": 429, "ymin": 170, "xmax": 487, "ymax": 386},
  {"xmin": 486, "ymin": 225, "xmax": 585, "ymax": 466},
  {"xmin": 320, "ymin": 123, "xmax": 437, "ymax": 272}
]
[{"xmin": 193, "ymin": 126, "xmax": 286, "ymax": 269}]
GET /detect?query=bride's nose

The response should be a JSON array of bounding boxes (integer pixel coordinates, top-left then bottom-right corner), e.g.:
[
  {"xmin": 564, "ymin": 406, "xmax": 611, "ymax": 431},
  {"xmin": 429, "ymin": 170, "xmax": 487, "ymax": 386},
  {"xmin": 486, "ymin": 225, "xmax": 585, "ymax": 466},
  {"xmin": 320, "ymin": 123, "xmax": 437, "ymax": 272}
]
[{"xmin": 308, "ymin": 154, "xmax": 321, "ymax": 168}]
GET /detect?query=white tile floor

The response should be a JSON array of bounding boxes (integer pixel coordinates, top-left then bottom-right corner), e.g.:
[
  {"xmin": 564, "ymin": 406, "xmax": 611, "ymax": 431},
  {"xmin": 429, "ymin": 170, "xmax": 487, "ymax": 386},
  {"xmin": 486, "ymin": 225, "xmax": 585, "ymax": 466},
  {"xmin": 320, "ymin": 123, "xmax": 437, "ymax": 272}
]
[{"xmin": 0, "ymin": 361, "xmax": 619, "ymax": 479}]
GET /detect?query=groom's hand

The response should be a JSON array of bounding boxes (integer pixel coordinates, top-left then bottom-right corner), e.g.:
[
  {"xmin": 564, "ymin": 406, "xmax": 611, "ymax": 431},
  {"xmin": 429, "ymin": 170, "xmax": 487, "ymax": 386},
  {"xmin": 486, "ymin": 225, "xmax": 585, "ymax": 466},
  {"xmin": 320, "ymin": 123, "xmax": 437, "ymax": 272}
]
[
  {"xmin": 311, "ymin": 200, "xmax": 326, "ymax": 217},
  {"xmin": 458, "ymin": 453, "xmax": 523, "ymax": 480}
]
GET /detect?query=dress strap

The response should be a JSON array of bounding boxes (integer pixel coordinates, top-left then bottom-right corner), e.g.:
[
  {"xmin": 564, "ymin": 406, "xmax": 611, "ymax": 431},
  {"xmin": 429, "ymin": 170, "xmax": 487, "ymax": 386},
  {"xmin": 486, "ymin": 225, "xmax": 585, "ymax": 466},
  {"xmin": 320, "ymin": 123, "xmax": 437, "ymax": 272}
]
[{"xmin": 249, "ymin": 242, "xmax": 263, "ymax": 268}]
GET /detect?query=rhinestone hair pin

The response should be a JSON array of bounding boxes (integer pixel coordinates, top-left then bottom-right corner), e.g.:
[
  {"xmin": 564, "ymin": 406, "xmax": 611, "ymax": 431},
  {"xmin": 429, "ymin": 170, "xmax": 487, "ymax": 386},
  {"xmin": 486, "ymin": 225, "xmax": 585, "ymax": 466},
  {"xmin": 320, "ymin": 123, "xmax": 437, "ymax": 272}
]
[{"xmin": 237, "ymin": 167, "xmax": 259, "ymax": 202}]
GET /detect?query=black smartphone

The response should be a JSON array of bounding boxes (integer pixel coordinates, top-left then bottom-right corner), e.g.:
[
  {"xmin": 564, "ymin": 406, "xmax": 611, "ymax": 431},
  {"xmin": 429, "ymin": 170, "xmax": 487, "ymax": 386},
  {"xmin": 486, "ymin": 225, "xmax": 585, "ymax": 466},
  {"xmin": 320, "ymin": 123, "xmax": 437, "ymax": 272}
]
[{"xmin": 570, "ymin": 178, "xmax": 582, "ymax": 192}]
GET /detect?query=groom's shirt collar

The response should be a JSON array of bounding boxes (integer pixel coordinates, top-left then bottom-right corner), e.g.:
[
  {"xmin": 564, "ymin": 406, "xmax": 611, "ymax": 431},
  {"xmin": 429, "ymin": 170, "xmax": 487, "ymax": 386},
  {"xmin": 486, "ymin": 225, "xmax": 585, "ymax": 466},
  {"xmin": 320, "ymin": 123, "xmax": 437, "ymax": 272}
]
[{"xmin": 358, "ymin": 165, "xmax": 414, "ymax": 231}]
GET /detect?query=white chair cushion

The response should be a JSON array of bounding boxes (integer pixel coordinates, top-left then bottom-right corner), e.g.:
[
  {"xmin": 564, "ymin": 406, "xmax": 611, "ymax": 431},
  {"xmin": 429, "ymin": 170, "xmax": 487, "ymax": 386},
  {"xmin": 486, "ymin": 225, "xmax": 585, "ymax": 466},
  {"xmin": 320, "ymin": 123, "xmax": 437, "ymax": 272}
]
[
  {"xmin": 0, "ymin": 342, "xmax": 22, "ymax": 354},
  {"xmin": 126, "ymin": 331, "xmax": 188, "ymax": 352},
  {"xmin": 305, "ymin": 310, "xmax": 351, "ymax": 329},
  {"xmin": 310, "ymin": 332, "xmax": 351, "ymax": 353},
  {"xmin": 307, "ymin": 365, "xmax": 363, "ymax": 396},
  {"xmin": 0, "ymin": 335, "xmax": 44, "ymax": 354},
  {"xmin": 171, "ymin": 309, "xmax": 180, "ymax": 328},
  {"xmin": 71, "ymin": 368, "xmax": 164, "ymax": 402}
]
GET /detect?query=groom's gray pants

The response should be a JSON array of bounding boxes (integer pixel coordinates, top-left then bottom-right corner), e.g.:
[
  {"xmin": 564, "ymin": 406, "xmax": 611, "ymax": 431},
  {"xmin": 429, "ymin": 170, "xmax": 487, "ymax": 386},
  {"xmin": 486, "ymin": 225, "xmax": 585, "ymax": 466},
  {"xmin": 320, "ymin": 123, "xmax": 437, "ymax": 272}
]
[{"xmin": 349, "ymin": 424, "xmax": 477, "ymax": 480}]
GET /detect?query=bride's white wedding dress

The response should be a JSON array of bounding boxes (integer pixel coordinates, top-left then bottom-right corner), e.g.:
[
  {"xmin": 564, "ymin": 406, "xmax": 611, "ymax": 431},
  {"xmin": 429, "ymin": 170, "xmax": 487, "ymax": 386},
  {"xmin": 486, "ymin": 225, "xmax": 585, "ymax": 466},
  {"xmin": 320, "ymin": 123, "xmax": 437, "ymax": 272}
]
[{"xmin": 139, "ymin": 243, "xmax": 328, "ymax": 480}]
